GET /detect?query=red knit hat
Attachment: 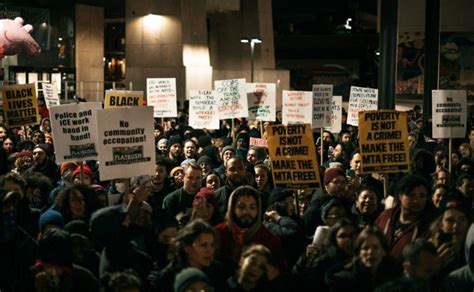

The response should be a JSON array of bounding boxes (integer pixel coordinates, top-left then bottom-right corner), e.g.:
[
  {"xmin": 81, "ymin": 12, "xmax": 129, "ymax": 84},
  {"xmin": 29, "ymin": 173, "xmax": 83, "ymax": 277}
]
[
  {"xmin": 323, "ymin": 167, "xmax": 346, "ymax": 186},
  {"xmin": 194, "ymin": 187, "xmax": 217, "ymax": 209},
  {"xmin": 72, "ymin": 164, "xmax": 93, "ymax": 179}
]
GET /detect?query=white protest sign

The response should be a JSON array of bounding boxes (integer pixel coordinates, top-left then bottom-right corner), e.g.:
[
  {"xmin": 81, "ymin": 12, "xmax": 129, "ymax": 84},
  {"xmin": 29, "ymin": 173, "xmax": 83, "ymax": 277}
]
[
  {"xmin": 146, "ymin": 78, "xmax": 177, "ymax": 118},
  {"xmin": 325, "ymin": 96, "xmax": 343, "ymax": 133},
  {"xmin": 312, "ymin": 84, "xmax": 332, "ymax": 128},
  {"xmin": 189, "ymin": 90, "xmax": 219, "ymax": 129},
  {"xmin": 282, "ymin": 90, "xmax": 313, "ymax": 125},
  {"xmin": 215, "ymin": 78, "xmax": 248, "ymax": 119},
  {"xmin": 347, "ymin": 86, "xmax": 378, "ymax": 126},
  {"xmin": 97, "ymin": 106, "xmax": 155, "ymax": 181},
  {"xmin": 432, "ymin": 90, "xmax": 467, "ymax": 139},
  {"xmin": 42, "ymin": 83, "xmax": 60, "ymax": 109},
  {"xmin": 50, "ymin": 102, "xmax": 101, "ymax": 163},
  {"xmin": 247, "ymin": 83, "xmax": 276, "ymax": 121}
]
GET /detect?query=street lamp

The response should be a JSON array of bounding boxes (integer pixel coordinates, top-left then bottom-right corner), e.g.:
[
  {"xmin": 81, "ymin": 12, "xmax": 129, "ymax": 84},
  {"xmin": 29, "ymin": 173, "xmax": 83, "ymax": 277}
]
[{"xmin": 241, "ymin": 37, "xmax": 262, "ymax": 82}]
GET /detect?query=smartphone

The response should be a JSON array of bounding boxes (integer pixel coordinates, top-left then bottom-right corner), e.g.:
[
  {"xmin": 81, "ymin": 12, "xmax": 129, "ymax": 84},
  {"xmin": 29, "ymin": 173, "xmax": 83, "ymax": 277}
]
[{"xmin": 439, "ymin": 233, "xmax": 453, "ymax": 244}]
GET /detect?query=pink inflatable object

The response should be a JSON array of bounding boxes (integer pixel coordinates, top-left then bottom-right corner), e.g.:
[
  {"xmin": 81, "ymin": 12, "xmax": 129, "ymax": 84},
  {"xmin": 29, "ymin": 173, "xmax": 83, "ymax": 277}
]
[{"xmin": 0, "ymin": 17, "xmax": 41, "ymax": 58}]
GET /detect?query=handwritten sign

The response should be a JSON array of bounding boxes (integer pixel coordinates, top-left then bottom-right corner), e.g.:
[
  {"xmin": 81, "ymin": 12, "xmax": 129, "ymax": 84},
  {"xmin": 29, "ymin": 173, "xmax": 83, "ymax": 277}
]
[
  {"xmin": 247, "ymin": 83, "xmax": 276, "ymax": 121},
  {"xmin": 104, "ymin": 90, "xmax": 144, "ymax": 109},
  {"xmin": 250, "ymin": 137, "xmax": 268, "ymax": 148},
  {"xmin": 2, "ymin": 83, "xmax": 40, "ymax": 127},
  {"xmin": 432, "ymin": 90, "xmax": 467, "ymax": 139},
  {"xmin": 347, "ymin": 86, "xmax": 378, "ymax": 126},
  {"xmin": 325, "ymin": 96, "xmax": 342, "ymax": 134},
  {"xmin": 215, "ymin": 79, "xmax": 248, "ymax": 119},
  {"xmin": 312, "ymin": 84, "xmax": 332, "ymax": 128},
  {"xmin": 358, "ymin": 110, "xmax": 410, "ymax": 173},
  {"xmin": 189, "ymin": 90, "xmax": 219, "ymax": 129},
  {"xmin": 50, "ymin": 102, "xmax": 101, "ymax": 163},
  {"xmin": 97, "ymin": 107, "xmax": 155, "ymax": 181},
  {"xmin": 266, "ymin": 123, "xmax": 320, "ymax": 190},
  {"xmin": 42, "ymin": 83, "xmax": 60, "ymax": 109},
  {"xmin": 282, "ymin": 90, "xmax": 313, "ymax": 125},
  {"xmin": 147, "ymin": 78, "xmax": 177, "ymax": 118}
]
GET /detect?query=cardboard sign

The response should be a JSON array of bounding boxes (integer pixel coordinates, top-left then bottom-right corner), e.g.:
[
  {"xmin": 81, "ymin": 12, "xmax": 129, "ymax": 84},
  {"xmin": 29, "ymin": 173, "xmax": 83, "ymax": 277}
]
[
  {"xmin": 215, "ymin": 78, "xmax": 248, "ymax": 119},
  {"xmin": 146, "ymin": 78, "xmax": 178, "ymax": 118},
  {"xmin": 247, "ymin": 83, "xmax": 276, "ymax": 121},
  {"xmin": 432, "ymin": 90, "xmax": 467, "ymax": 139},
  {"xmin": 266, "ymin": 123, "xmax": 320, "ymax": 190},
  {"xmin": 282, "ymin": 90, "xmax": 313, "ymax": 125},
  {"xmin": 189, "ymin": 90, "xmax": 219, "ymax": 129},
  {"xmin": 50, "ymin": 102, "xmax": 101, "ymax": 163},
  {"xmin": 2, "ymin": 83, "xmax": 40, "ymax": 127},
  {"xmin": 347, "ymin": 86, "xmax": 378, "ymax": 126},
  {"xmin": 358, "ymin": 110, "xmax": 410, "ymax": 173},
  {"xmin": 250, "ymin": 137, "xmax": 268, "ymax": 148},
  {"xmin": 42, "ymin": 83, "xmax": 60, "ymax": 109},
  {"xmin": 312, "ymin": 84, "xmax": 332, "ymax": 128},
  {"xmin": 104, "ymin": 90, "xmax": 144, "ymax": 109},
  {"xmin": 325, "ymin": 96, "xmax": 342, "ymax": 134},
  {"xmin": 97, "ymin": 107, "xmax": 155, "ymax": 181}
]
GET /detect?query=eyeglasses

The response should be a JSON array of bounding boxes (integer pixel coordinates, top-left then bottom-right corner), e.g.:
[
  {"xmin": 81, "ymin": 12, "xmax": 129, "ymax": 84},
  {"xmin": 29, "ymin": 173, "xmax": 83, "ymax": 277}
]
[{"xmin": 330, "ymin": 179, "xmax": 347, "ymax": 185}]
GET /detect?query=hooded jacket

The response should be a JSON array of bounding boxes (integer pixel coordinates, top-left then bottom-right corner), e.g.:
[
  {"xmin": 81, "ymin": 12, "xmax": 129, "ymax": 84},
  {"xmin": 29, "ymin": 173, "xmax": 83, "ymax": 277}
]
[
  {"xmin": 445, "ymin": 223, "xmax": 474, "ymax": 291},
  {"xmin": 215, "ymin": 187, "xmax": 285, "ymax": 271}
]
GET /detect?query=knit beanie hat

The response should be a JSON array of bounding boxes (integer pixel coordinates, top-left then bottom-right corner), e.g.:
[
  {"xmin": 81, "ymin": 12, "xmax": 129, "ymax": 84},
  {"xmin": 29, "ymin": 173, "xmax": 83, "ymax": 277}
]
[
  {"xmin": 197, "ymin": 155, "xmax": 212, "ymax": 166},
  {"xmin": 170, "ymin": 166, "xmax": 184, "ymax": 177},
  {"xmin": 174, "ymin": 267, "xmax": 212, "ymax": 292},
  {"xmin": 268, "ymin": 187, "xmax": 290, "ymax": 206},
  {"xmin": 167, "ymin": 135, "xmax": 183, "ymax": 150},
  {"xmin": 60, "ymin": 162, "xmax": 79, "ymax": 175},
  {"xmin": 195, "ymin": 187, "xmax": 217, "ymax": 209},
  {"xmin": 221, "ymin": 145, "xmax": 235, "ymax": 157},
  {"xmin": 72, "ymin": 164, "xmax": 93, "ymax": 179},
  {"xmin": 321, "ymin": 198, "xmax": 344, "ymax": 221},
  {"xmin": 39, "ymin": 229, "xmax": 73, "ymax": 265},
  {"xmin": 34, "ymin": 143, "xmax": 53, "ymax": 156},
  {"xmin": 39, "ymin": 209, "xmax": 64, "ymax": 232},
  {"xmin": 323, "ymin": 167, "xmax": 346, "ymax": 186},
  {"xmin": 15, "ymin": 149, "xmax": 33, "ymax": 160},
  {"xmin": 64, "ymin": 220, "xmax": 90, "ymax": 238}
]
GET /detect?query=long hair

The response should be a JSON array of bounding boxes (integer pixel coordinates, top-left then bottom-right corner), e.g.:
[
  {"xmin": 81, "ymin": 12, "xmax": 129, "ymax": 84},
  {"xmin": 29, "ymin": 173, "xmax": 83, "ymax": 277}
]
[{"xmin": 55, "ymin": 183, "xmax": 101, "ymax": 222}]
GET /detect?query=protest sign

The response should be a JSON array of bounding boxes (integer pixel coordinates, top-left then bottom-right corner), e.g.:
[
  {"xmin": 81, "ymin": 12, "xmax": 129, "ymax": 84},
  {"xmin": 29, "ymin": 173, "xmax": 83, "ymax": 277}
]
[
  {"xmin": 358, "ymin": 110, "xmax": 410, "ymax": 173},
  {"xmin": 2, "ymin": 83, "xmax": 40, "ymax": 127},
  {"xmin": 215, "ymin": 78, "xmax": 248, "ymax": 119},
  {"xmin": 50, "ymin": 102, "xmax": 101, "ymax": 163},
  {"xmin": 189, "ymin": 90, "xmax": 219, "ymax": 129},
  {"xmin": 42, "ymin": 83, "xmax": 60, "ymax": 108},
  {"xmin": 282, "ymin": 91, "xmax": 313, "ymax": 125},
  {"xmin": 325, "ymin": 96, "xmax": 342, "ymax": 133},
  {"xmin": 312, "ymin": 84, "xmax": 332, "ymax": 128},
  {"xmin": 146, "ymin": 78, "xmax": 177, "ymax": 118},
  {"xmin": 432, "ymin": 90, "xmax": 467, "ymax": 139},
  {"xmin": 250, "ymin": 137, "xmax": 268, "ymax": 148},
  {"xmin": 104, "ymin": 90, "xmax": 144, "ymax": 109},
  {"xmin": 347, "ymin": 86, "xmax": 378, "ymax": 126},
  {"xmin": 247, "ymin": 83, "xmax": 276, "ymax": 121},
  {"xmin": 266, "ymin": 123, "xmax": 320, "ymax": 190},
  {"xmin": 97, "ymin": 106, "xmax": 155, "ymax": 181}
]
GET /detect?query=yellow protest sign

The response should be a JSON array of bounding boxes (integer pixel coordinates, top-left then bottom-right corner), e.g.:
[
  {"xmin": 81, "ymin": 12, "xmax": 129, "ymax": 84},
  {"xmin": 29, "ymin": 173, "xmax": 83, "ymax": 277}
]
[
  {"xmin": 104, "ymin": 90, "xmax": 144, "ymax": 109},
  {"xmin": 358, "ymin": 110, "xmax": 410, "ymax": 173},
  {"xmin": 2, "ymin": 83, "xmax": 40, "ymax": 127},
  {"xmin": 266, "ymin": 123, "xmax": 320, "ymax": 190}
]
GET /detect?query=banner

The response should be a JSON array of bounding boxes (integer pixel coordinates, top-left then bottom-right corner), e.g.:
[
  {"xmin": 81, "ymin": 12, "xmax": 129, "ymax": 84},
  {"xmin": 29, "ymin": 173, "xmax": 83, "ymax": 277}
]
[
  {"xmin": 325, "ymin": 96, "xmax": 342, "ymax": 134},
  {"xmin": 104, "ymin": 90, "xmax": 144, "ymax": 109},
  {"xmin": 215, "ymin": 78, "xmax": 248, "ymax": 119},
  {"xmin": 189, "ymin": 90, "xmax": 219, "ymax": 129},
  {"xmin": 250, "ymin": 137, "xmax": 268, "ymax": 148},
  {"xmin": 358, "ymin": 110, "xmax": 410, "ymax": 173},
  {"xmin": 247, "ymin": 83, "xmax": 276, "ymax": 121},
  {"xmin": 42, "ymin": 83, "xmax": 60, "ymax": 109},
  {"xmin": 347, "ymin": 86, "xmax": 378, "ymax": 126},
  {"xmin": 50, "ymin": 102, "xmax": 101, "ymax": 163},
  {"xmin": 97, "ymin": 107, "xmax": 155, "ymax": 181},
  {"xmin": 266, "ymin": 123, "xmax": 320, "ymax": 190},
  {"xmin": 432, "ymin": 90, "xmax": 467, "ymax": 139},
  {"xmin": 2, "ymin": 83, "xmax": 40, "ymax": 127},
  {"xmin": 146, "ymin": 78, "xmax": 177, "ymax": 118},
  {"xmin": 282, "ymin": 90, "xmax": 313, "ymax": 125},
  {"xmin": 312, "ymin": 84, "xmax": 332, "ymax": 128}
]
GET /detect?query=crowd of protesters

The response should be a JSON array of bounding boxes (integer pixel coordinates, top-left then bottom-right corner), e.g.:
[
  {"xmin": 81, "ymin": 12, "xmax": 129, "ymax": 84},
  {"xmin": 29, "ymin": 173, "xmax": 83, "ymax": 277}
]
[{"xmin": 0, "ymin": 101, "xmax": 473, "ymax": 292}]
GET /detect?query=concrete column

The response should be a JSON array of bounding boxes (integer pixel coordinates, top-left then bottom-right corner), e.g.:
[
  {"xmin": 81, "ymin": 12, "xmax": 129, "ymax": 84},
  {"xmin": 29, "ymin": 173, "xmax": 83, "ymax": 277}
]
[{"xmin": 75, "ymin": 4, "xmax": 104, "ymax": 101}]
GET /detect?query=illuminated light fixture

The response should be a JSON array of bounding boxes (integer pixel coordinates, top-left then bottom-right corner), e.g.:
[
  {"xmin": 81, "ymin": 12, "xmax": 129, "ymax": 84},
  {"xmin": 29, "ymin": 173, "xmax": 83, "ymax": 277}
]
[
  {"xmin": 344, "ymin": 18, "xmax": 352, "ymax": 30},
  {"xmin": 240, "ymin": 38, "xmax": 249, "ymax": 43},
  {"xmin": 241, "ymin": 37, "xmax": 263, "ymax": 82},
  {"xmin": 41, "ymin": 22, "xmax": 47, "ymax": 27},
  {"xmin": 58, "ymin": 37, "xmax": 63, "ymax": 41}
]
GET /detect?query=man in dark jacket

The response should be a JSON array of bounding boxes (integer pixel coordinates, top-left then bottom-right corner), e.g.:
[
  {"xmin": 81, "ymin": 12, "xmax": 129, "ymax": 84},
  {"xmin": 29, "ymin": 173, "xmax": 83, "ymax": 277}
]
[
  {"xmin": 215, "ymin": 157, "xmax": 248, "ymax": 218},
  {"xmin": 0, "ymin": 188, "xmax": 38, "ymax": 292},
  {"xmin": 27, "ymin": 143, "xmax": 60, "ymax": 186},
  {"xmin": 148, "ymin": 159, "xmax": 175, "ymax": 214},
  {"xmin": 444, "ymin": 223, "xmax": 474, "ymax": 291}
]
